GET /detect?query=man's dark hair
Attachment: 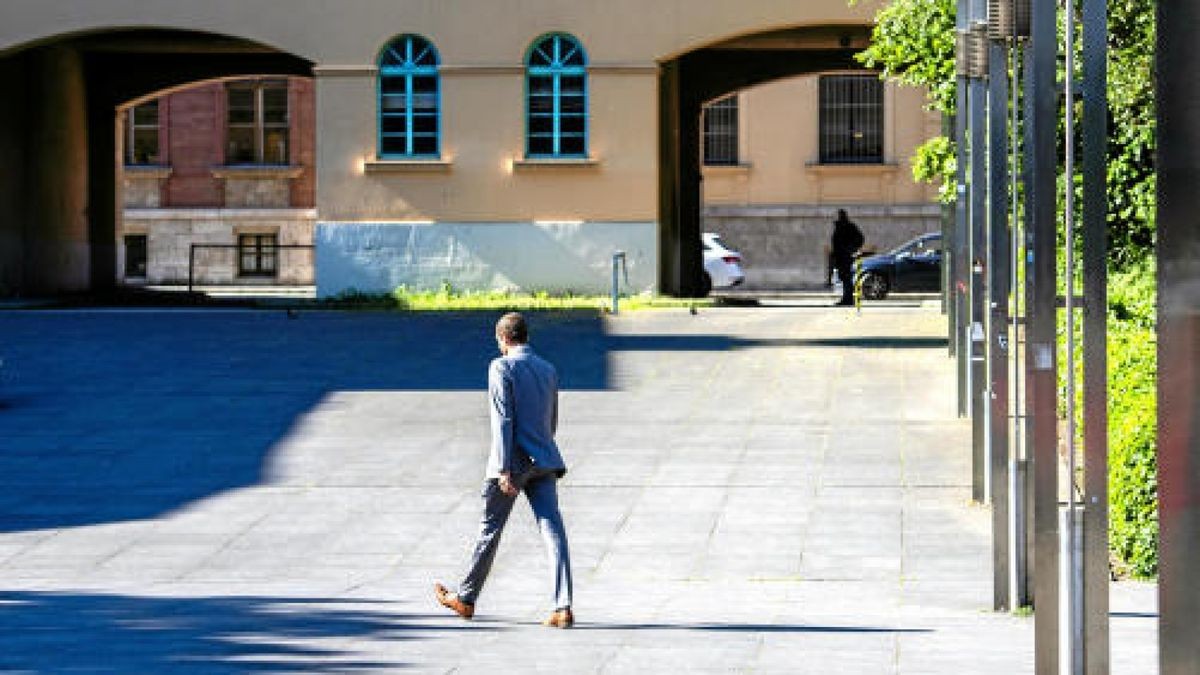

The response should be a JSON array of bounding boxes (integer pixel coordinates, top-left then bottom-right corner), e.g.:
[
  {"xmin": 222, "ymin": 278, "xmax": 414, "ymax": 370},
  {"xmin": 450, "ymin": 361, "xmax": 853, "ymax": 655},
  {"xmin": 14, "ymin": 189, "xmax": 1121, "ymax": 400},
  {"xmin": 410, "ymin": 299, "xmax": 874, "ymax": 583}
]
[
  {"xmin": 496, "ymin": 312, "xmax": 528, "ymax": 344},
  {"xmin": 836, "ymin": 208, "xmax": 849, "ymax": 222}
]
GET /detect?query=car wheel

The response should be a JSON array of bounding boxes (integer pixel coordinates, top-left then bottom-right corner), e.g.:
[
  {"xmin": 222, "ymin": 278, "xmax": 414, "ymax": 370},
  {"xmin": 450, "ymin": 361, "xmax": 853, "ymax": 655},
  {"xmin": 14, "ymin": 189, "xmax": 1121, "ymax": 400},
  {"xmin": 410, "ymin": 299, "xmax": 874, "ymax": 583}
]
[
  {"xmin": 860, "ymin": 272, "xmax": 889, "ymax": 300},
  {"xmin": 698, "ymin": 272, "xmax": 713, "ymax": 297}
]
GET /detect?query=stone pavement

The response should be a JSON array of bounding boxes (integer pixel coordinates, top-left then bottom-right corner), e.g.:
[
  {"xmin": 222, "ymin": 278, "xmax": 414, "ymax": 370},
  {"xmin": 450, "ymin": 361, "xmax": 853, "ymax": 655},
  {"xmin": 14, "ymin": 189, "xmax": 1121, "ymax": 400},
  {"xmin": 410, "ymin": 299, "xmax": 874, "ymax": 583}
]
[{"xmin": 0, "ymin": 305, "xmax": 1156, "ymax": 673}]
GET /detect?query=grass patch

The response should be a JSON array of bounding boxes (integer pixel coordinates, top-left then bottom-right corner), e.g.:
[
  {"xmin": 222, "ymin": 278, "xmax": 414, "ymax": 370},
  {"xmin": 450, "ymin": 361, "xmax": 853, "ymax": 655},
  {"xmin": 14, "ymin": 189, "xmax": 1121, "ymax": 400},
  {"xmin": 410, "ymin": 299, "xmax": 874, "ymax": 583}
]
[{"xmin": 323, "ymin": 286, "xmax": 714, "ymax": 312}]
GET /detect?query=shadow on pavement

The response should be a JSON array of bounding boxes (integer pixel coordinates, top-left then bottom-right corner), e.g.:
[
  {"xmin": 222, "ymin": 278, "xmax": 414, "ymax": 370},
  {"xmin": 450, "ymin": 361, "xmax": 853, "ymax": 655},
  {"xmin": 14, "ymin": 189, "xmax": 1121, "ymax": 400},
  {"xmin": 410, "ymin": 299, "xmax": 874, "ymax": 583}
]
[
  {"xmin": 0, "ymin": 311, "xmax": 946, "ymax": 533},
  {"xmin": 0, "ymin": 590, "xmax": 487, "ymax": 672},
  {"xmin": 566, "ymin": 622, "xmax": 934, "ymax": 634}
]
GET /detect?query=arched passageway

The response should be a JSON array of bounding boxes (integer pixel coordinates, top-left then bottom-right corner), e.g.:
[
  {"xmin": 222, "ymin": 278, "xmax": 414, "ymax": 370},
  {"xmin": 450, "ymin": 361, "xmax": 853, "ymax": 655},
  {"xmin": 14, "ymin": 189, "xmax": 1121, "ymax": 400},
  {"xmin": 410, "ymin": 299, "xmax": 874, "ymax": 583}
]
[
  {"xmin": 0, "ymin": 29, "xmax": 310, "ymax": 295},
  {"xmin": 657, "ymin": 26, "xmax": 873, "ymax": 297}
]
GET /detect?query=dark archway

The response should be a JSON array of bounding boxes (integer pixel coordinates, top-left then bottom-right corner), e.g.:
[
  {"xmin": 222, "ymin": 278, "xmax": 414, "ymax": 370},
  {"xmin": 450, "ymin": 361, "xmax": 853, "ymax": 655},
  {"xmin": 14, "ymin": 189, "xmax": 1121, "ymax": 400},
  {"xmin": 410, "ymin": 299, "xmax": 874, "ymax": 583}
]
[
  {"xmin": 657, "ymin": 26, "xmax": 872, "ymax": 297},
  {"xmin": 0, "ymin": 29, "xmax": 311, "ymax": 296}
]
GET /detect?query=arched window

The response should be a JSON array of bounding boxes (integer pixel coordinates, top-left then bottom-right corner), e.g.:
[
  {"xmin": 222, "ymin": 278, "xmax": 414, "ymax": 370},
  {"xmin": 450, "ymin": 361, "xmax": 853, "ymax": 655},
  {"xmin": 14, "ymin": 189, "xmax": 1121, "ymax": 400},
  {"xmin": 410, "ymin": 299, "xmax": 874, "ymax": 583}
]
[
  {"xmin": 526, "ymin": 33, "xmax": 587, "ymax": 158},
  {"xmin": 378, "ymin": 35, "xmax": 440, "ymax": 158}
]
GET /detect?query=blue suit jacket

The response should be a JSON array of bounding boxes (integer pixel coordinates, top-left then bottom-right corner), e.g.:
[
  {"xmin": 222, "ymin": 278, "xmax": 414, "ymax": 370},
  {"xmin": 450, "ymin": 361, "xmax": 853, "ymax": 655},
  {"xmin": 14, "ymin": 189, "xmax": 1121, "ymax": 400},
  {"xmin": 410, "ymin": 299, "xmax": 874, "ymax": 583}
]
[{"xmin": 486, "ymin": 344, "xmax": 566, "ymax": 480}]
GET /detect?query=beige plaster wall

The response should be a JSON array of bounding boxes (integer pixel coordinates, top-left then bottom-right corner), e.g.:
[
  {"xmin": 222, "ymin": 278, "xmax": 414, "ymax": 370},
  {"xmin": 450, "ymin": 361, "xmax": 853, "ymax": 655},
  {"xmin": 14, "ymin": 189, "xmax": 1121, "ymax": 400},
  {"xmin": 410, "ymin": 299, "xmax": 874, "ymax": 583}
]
[
  {"xmin": 702, "ymin": 75, "xmax": 939, "ymax": 207},
  {"xmin": 1, "ymin": 0, "xmax": 883, "ymax": 64},
  {"xmin": 317, "ymin": 70, "xmax": 658, "ymax": 223}
]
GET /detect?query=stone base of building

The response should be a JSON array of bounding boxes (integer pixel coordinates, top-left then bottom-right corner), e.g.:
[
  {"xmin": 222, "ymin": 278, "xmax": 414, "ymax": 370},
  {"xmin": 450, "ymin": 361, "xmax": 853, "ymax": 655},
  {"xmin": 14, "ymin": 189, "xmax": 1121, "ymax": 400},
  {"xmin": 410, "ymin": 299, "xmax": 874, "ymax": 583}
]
[
  {"xmin": 120, "ymin": 208, "xmax": 316, "ymax": 286},
  {"xmin": 315, "ymin": 221, "xmax": 657, "ymax": 298},
  {"xmin": 702, "ymin": 203, "xmax": 943, "ymax": 290}
]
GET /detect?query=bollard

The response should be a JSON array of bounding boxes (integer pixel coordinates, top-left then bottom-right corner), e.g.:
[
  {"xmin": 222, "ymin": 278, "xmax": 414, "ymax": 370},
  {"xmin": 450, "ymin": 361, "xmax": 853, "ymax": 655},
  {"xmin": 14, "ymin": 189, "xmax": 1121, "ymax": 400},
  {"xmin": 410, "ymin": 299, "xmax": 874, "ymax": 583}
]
[{"xmin": 611, "ymin": 251, "xmax": 627, "ymax": 314}]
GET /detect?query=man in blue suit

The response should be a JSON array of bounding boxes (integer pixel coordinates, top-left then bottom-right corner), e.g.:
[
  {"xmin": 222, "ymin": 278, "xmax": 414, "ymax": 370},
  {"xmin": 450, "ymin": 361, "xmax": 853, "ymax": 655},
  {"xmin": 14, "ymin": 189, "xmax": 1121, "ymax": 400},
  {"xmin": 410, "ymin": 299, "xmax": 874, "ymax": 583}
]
[{"xmin": 435, "ymin": 312, "xmax": 574, "ymax": 628}]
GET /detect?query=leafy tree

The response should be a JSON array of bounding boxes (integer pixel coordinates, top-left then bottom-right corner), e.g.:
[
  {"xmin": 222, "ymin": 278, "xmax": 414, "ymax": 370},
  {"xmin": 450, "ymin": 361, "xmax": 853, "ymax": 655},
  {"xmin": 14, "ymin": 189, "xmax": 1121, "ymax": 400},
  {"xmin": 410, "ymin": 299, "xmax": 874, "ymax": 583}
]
[{"xmin": 856, "ymin": 0, "xmax": 1156, "ymax": 267}]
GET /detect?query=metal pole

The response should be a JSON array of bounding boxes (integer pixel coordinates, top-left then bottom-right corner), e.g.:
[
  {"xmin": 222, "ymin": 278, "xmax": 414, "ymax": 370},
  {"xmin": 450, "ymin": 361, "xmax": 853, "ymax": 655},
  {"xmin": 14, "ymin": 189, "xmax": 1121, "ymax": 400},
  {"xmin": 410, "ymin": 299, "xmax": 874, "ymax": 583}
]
[
  {"xmin": 611, "ymin": 251, "xmax": 625, "ymax": 314},
  {"xmin": 1009, "ymin": 34, "xmax": 1032, "ymax": 613},
  {"xmin": 188, "ymin": 244, "xmax": 196, "ymax": 294},
  {"xmin": 1028, "ymin": 0, "xmax": 1061, "ymax": 670},
  {"xmin": 988, "ymin": 36, "xmax": 1011, "ymax": 611},
  {"xmin": 1156, "ymin": 1, "xmax": 1200, "ymax": 671},
  {"xmin": 1061, "ymin": 1, "xmax": 1083, "ymax": 670},
  {"xmin": 955, "ymin": 0, "xmax": 970, "ymax": 420},
  {"xmin": 1080, "ymin": 0, "xmax": 1110, "ymax": 669},
  {"xmin": 956, "ymin": 81, "xmax": 970, "ymax": 419},
  {"xmin": 944, "ymin": 113, "xmax": 957, "ymax": 357},
  {"xmin": 970, "ymin": 62, "xmax": 989, "ymax": 503}
]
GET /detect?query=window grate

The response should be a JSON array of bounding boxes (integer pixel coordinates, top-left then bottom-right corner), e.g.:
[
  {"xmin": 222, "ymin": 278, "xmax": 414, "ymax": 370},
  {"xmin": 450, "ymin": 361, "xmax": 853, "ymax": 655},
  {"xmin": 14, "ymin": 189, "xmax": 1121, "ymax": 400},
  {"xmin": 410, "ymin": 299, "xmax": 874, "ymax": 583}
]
[
  {"xmin": 819, "ymin": 75, "xmax": 884, "ymax": 165},
  {"xmin": 703, "ymin": 95, "xmax": 739, "ymax": 166}
]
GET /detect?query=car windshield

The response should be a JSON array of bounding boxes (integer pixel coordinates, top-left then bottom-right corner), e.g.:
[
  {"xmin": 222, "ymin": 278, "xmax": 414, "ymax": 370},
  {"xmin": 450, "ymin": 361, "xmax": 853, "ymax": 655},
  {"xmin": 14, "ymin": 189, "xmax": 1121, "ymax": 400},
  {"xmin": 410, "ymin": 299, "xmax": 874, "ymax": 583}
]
[
  {"xmin": 708, "ymin": 236, "xmax": 730, "ymax": 251},
  {"xmin": 890, "ymin": 235, "xmax": 941, "ymax": 256}
]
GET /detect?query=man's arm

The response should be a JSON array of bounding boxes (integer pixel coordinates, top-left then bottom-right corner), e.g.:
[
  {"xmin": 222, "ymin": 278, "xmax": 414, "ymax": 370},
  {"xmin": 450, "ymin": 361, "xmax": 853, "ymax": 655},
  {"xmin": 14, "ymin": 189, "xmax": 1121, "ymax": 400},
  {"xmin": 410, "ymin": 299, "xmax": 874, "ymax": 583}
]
[{"xmin": 489, "ymin": 360, "xmax": 516, "ymax": 477}]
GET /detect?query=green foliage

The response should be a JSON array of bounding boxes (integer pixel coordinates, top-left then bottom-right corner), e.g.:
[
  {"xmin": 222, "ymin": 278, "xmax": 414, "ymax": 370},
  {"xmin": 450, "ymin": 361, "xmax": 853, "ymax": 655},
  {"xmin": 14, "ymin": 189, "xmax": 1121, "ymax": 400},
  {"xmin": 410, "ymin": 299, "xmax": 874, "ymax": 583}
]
[
  {"xmin": 1107, "ymin": 263, "xmax": 1158, "ymax": 578},
  {"xmin": 912, "ymin": 135, "xmax": 957, "ymax": 203},
  {"xmin": 855, "ymin": 0, "xmax": 957, "ymax": 115},
  {"xmin": 855, "ymin": 0, "xmax": 1158, "ymax": 268},
  {"xmin": 855, "ymin": 0, "xmax": 958, "ymax": 198},
  {"xmin": 323, "ymin": 286, "xmax": 713, "ymax": 312}
]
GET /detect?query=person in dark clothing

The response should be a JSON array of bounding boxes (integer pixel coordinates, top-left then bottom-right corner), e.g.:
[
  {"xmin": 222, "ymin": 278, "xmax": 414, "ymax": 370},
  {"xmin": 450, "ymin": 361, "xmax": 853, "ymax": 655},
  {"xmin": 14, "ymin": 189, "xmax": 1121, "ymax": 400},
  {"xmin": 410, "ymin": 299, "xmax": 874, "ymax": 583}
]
[{"xmin": 830, "ymin": 209, "xmax": 864, "ymax": 306}]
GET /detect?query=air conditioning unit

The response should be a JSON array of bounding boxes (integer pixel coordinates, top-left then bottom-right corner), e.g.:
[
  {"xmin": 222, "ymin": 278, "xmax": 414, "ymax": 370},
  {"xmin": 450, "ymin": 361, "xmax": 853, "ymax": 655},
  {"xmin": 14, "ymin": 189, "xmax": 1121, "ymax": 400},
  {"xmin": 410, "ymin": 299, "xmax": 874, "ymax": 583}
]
[
  {"xmin": 956, "ymin": 23, "xmax": 990, "ymax": 79},
  {"xmin": 988, "ymin": 0, "xmax": 1031, "ymax": 40}
]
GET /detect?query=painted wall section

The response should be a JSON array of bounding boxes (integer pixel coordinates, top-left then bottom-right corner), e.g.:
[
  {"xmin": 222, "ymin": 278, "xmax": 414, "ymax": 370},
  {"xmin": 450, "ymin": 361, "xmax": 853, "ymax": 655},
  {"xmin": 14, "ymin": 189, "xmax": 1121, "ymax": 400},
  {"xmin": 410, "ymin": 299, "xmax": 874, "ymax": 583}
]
[
  {"xmin": 316, "ymin": 221, "xmax": 656, "ymax": 297},
  {"xmin": 316, "ymin": 71, "xmax": 658, "ymax": 223},
  {"xmin": 0, "ymin": 0, "xmax": 885, "ymax": 64}
]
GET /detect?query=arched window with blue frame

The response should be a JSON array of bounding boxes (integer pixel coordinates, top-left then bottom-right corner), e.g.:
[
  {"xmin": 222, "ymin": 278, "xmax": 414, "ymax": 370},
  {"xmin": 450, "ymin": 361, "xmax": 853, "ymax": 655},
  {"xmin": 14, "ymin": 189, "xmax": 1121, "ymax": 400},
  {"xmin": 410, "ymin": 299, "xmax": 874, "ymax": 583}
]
[
  {"xmin": 378, "ymin": 35, "xmax": 440, "ymax": 158},
  {"xmin": 526, "ymin": 33, "xmax": 588, "ymax": 158}
]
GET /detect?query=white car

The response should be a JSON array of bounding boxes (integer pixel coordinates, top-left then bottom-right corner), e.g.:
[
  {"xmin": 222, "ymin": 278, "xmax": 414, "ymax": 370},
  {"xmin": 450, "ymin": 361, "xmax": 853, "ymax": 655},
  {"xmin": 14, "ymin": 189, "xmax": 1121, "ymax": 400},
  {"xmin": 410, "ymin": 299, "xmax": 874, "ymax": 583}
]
[{"xmin": 702, "ymin": 232, "xmax": 745, "ymax": 295}]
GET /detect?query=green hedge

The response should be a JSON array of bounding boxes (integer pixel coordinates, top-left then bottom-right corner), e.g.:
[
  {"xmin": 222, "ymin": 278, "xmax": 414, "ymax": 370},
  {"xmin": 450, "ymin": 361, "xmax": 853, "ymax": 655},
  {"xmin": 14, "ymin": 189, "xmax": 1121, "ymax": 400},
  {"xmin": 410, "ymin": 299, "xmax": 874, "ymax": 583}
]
[{"xmin": 1107, "ymin": 263, "xmax": 1158, "ymax": 578}]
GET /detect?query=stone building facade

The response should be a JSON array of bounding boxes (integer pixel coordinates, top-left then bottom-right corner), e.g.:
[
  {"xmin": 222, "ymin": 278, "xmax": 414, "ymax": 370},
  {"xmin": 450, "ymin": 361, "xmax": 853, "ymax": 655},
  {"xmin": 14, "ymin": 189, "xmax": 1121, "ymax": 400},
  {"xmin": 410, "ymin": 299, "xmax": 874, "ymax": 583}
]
[
  {"xmin": 117, "ymin": 77, "xmax": 316, "ymax": 287},
  {"xmin": 0, "ymin": 1, "xmax": 942, "ymax": 297}
]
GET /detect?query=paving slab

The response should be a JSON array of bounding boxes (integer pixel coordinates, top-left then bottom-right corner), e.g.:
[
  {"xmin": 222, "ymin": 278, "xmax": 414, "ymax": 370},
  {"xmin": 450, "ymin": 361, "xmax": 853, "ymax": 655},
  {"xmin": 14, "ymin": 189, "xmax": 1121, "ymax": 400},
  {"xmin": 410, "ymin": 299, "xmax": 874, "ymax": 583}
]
[{"xmin": 0, "ymin": 306, "xmax": 1156, "ymax": 673}]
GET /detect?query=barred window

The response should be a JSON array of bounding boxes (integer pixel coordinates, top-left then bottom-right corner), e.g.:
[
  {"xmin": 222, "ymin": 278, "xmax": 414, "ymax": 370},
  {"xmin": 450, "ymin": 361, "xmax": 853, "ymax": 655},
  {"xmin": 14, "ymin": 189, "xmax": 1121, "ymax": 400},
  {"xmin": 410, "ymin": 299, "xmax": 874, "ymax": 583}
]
[
  {"xmin": 526, "ymin": 33, "xmax": 588, "ymax": 158},
  {"xmin": 226, "ymin": 79, "xmax": 290, "ymax": 165},
  {"xmin": 819, "ymin": 75, "xmax": 884, "ymax": 164},
  {"xmin": 125, "ymin": 101, "xmax": 161, "ymax": 165},
  {"xmin": 378, "ymin": 35, "xmax": 441, "ymax": 158},
  {"xmin": 703, "ymin": 95, "xmax": 739, "ymax": 166}
]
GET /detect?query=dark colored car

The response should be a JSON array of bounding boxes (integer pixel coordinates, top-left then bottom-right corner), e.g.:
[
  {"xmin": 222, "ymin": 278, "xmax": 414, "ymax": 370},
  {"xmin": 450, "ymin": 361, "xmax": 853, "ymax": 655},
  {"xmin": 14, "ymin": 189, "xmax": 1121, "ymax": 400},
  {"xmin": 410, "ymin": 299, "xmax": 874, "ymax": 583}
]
[{"xmin": 855, "ymin": 233, "xmax": 943, "ymax": 300}]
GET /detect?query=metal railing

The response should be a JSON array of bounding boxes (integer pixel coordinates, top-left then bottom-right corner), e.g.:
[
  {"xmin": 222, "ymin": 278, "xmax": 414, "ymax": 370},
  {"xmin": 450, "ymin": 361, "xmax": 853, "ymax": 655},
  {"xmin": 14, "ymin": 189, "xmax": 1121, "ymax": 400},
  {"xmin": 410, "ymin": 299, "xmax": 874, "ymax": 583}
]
[{"xmin": 187, "ymin": 244, "xmax": 315, "ymax": 293}]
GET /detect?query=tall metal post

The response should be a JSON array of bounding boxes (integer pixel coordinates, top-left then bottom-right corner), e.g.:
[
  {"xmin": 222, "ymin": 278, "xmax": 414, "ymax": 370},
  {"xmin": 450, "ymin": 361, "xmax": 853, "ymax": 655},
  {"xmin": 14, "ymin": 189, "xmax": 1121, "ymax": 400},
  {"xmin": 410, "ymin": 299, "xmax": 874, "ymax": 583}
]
[
  {"xmin": 1009, "ymin": 36, "xmax": 1032, "ymax": 613},
  {"xmin": 1080, "ymin": 0, "xmax": 1109, "ymax": 670},
  {"xmin": 970, "ymin": 59, "xmax": 989, "ymax": 504},
  {"xmin": 1027, "ymin": 0, "xmax": 1060, "ymax": 670},
  {"xmin": 987, "ymin": 36, "xmax": 1011, "ymax": 611},
  {"xmin": 955, "ymin": 0, "xmax": 971, "ymax": 420},
  {"xmin": 944, "ymin": 113, "xmax": 958, "ymax": 357},
  {"xmin": 1156, "ymin": 1, "xmax": 1200, "ymax": 672},
  {"xmin": 1019, "ymin": 36, "xmax": 1038, "ymax": 610}
]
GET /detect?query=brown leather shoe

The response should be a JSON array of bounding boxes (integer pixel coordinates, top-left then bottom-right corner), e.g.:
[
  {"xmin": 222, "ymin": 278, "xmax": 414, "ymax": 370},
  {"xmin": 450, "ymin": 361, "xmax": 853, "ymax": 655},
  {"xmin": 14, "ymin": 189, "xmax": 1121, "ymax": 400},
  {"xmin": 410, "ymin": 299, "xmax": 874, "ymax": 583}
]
[
  {"xmin": 434, "ymin": 583, "xmax": 474, "ymax": 619},
  {"xmin": 542, "ymin": 608, "xmax": 574, "ymax": 628}
]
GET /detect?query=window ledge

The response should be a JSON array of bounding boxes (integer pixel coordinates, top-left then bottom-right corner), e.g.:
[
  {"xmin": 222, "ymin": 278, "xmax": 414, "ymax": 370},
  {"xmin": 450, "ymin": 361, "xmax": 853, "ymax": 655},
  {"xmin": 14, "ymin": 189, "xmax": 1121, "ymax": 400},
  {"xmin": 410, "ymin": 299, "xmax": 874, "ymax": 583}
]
[
  {"xmin": 364, "ymin": 159, "xmax": 453, "ymax": 173},
  {"xmin": 805, "ymin": 162, "xmax": 899, "ymax": 174},
  {"xmin": 212, "ymin": 165, "xmax": 304, "ymax": 179},
  {"xmin": 702, "ymin": 163, "xmax": 753, "ymax": 174},
  {"xmin": 512, "ymin": 157, "xmax": 601, "ymax": 170},
  {"xmin": 123, "ymin": 165, "xmax": 173, "ymax": 179}
]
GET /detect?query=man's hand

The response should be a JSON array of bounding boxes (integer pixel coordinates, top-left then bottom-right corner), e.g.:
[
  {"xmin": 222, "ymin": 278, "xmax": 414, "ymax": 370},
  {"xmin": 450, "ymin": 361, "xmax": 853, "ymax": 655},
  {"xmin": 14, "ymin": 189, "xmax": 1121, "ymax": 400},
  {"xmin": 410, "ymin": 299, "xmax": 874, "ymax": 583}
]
[{"xmin": 498, "ymin": 472, "xmax": 519, "ymax": 496}]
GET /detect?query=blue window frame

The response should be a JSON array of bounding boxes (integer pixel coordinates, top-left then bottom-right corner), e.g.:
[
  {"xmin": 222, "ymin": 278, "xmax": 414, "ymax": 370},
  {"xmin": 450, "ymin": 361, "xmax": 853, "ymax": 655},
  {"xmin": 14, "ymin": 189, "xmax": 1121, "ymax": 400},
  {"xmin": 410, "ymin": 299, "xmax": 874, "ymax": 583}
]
[
  {"xmin": 378, "ymin": 35, "xmax": 440, "ymax": 158},
  {"xmin": 525, "ymin": 33, "xmax": 587, "ymax": 158}
]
